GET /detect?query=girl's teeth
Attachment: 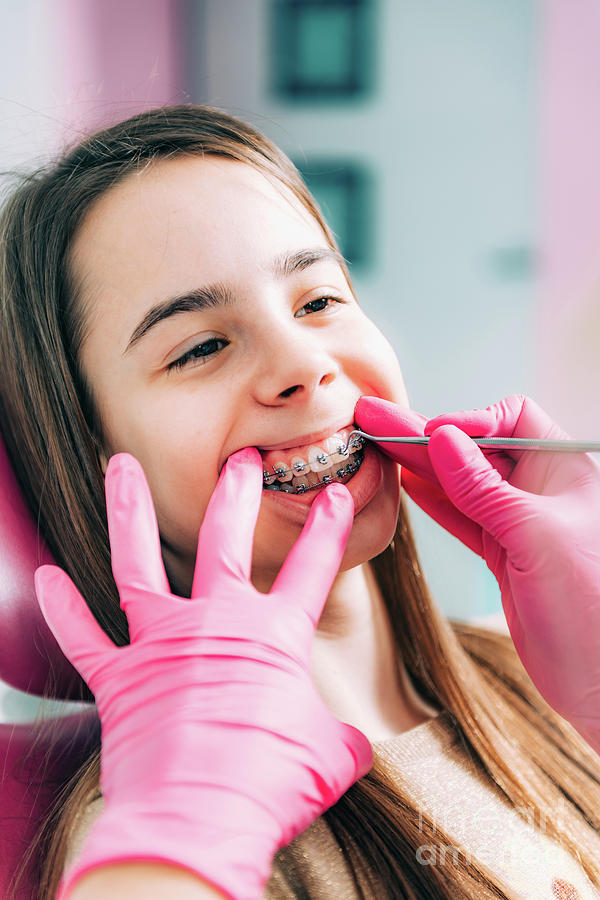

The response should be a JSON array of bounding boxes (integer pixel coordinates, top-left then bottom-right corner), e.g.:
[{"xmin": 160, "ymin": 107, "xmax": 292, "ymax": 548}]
[
  {"xmin": 290, "ymin": 455, "xmax": 309, "ymax": 475},
  {"xmin": 262, "ymin": 430, "xmax": 364, "ymax": 486},
  {"xmin": 291, "ymin": 475, "xmax": 310, "ymax": 490},
  {"xmin": 319, "ymin": 468, "xmax": 335, "ymax": 483},
  {"xmin": 274, "ymin": 461, "xmax": 293, "ymax": 482},
  {"xmin": 325, "ymin": 432, "xmax": 350, "ymax": 464},
  {"xmin": 262, "ymin": 449, "xmax": 365, "ymax": 492},
  {"xmin": 307, "ymin": 445, "xmax": 331, "ymax": 472},
  {"xmin": 348, "ymin": 434, "xmax": 364, "ymax": 454}
]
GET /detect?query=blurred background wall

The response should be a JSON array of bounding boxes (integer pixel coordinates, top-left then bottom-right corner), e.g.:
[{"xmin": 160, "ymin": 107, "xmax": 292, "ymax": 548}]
[{"xmin": 0, "ymin": 0, "xmax": 594, "ymax": 717}]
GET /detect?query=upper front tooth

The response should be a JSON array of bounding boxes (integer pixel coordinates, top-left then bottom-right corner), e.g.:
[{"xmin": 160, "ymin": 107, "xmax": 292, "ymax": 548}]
[
  {"xmin": 325, "ymin": 431, "xmax": 350, "ymax": 464},
  {"xmin": 274, "ymin": 461, "xmax": 293, "ymax": 482},
  {"xmin": 308, "ymin": 446, "xmax": 330, "ymax": 472},
  {"xmin": 348, "ymin": 433, "xmax": 364, "ymax": 453}
]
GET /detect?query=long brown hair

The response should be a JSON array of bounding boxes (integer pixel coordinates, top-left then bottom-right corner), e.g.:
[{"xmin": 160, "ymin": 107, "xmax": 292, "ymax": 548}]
[{"xmin": 1, "ymin": 105, "xmax": 600, "ymax": 899}]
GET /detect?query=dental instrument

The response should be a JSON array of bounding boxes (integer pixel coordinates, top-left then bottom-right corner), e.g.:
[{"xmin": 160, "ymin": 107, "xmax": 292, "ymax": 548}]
[{"xmin": 344, "ymin": 431, "xmax": 600, "ymax": 454}]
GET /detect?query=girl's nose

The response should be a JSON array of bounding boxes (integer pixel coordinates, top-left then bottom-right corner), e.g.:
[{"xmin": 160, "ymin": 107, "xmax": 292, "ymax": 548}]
[{"xmin": 252, "ymin": 329, "xmax": 340, "ymax": 404}]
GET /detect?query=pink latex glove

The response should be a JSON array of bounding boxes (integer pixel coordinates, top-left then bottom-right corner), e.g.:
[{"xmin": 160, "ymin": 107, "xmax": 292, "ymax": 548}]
[
  {"xmin": 34, "ymin": 447, "xmax": 373, "ymax": 900},
  {"xmin": 355, "ymin": 393, "xmax": 600, "ymax": 753}
]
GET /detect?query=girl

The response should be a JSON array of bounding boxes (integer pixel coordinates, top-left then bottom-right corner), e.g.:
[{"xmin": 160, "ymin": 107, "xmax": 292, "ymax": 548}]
[{"xmin": 1, "ymin": 105, "xmax": 600, "ymax": 899}]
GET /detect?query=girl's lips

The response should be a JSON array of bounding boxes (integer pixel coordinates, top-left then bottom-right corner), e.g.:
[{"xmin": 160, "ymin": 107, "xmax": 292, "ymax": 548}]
[{"xmin": 260, "ymin": 440, "xmax": 382, "ymax": 523}]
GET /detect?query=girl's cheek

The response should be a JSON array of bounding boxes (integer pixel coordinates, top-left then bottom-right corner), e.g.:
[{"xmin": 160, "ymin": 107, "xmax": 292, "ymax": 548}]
[{"xmin": 347, "ymin": 333, "xmax": 408, "ymax": 406}]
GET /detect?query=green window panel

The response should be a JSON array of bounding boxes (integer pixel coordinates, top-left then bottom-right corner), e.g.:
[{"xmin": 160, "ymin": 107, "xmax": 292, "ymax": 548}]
[
  {"xmin": 271, "ymin": 0, "xmax": 375, "ymax": 101},
  {"xmin": 296, "ymin": 159, "xmax": 374, "ymax": 269}
]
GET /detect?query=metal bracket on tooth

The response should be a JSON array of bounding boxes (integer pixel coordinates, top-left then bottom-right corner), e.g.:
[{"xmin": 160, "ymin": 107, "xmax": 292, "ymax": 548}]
[
  {"xmin": 263, "ymin": 447, "xmax": 365, "ymax": 490},
  {"xmin": 262, "ymin": 433, "xmax": 365, "ymax": 484}
]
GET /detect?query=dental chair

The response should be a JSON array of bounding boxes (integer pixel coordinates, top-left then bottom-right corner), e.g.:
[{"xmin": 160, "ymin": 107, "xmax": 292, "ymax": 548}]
[{"xmin": 0, "ymin": 431, "xmax": 100, "ymax": 898}]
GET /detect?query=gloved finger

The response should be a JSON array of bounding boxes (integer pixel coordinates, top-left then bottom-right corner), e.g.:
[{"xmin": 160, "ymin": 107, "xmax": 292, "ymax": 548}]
[
  {"xmin": 355, "ymin": 396, "xmax": 516, "ymax": 488},
  {"xmin": 424, "ymin": 394, "xmax": 572, "ymax": 463},
  {"xmin": 35, "ymin": 564, "xmax": 115, "ymax": 687},
  {"xmin": 192, "ymin": 447, "xmax": 264, "ymax": 595},
  {"xmin": 334, "ymin": 720, "xmax": 374, "ymax": 785},
  {"xmin": 427, "ymin": 425, "xmax": 535, "ymax": 547},
  {"xmin": 270, "ymin": 482, "xmax": 354, "ymax": 628},
  {"xmin": 400, "ymin": 469, "xmax": 484, "ymax": 557},
  {"xmin": 354, "ymin": 396, "xmax": 434, "ymax": 482},
  {"xmin": 104, "ymin": 453, "xmax": 172, "ymax": 636}
]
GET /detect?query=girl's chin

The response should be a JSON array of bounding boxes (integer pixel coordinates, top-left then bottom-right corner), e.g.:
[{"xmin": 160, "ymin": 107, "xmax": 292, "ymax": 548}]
[
  {"xmin": 337, "ymin": 498, "xmax": 400, "ymax": 568},
  {"xmin": 251, "ymin": 487, "xmax": 400, "ymax": 591},
  {"xmin": 250, "ymin": 518, "xmax": 397, "ymax": 594}
]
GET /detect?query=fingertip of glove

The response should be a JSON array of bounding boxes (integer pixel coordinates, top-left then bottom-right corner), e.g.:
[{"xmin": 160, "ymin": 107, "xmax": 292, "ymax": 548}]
[
  {"xmin": 34, "ymin": 564, "xmax": 58, "ymax": 592},
  {"xmin": 355, "ymin": 397, "xmax": 424, "ymax": 440},
  {"xmin": 220, "ymin": 448, "xmax": 263, "ymax": 490},
  {"xmin": 428, "ymin": 424, "xmax": 481, "ymax": 467},
  {"xmin": 344, "ymin": 722, "xmax": 374, "ymax": 778},
  {"xmin": 354, "ymin": 395, "xmax": 391, "ymax": 424},
  {"xmin": 424, "ymin": 416, "xmax": 449, "ymax": 436},
  {"xmin": 354, "ymin": 395, "xmax": 379, "ymax": 415},
  {"xmin": 425, "ymin": 418, "xmax": 465, "ymax": 438},
  {"xmin": 227, "ymin": 446, "xmax": 262, "ymax": 468},
  {"xmin": 105, "ymin": 452, "xmax": 141, "ymax": 484},
  {"xmin": 34, "ymin": 565, "xmax": 61, "ymax": 617},
  {"xmin": 429, "ymin": 423, "xmax": 462, "ymax": 439},
  {"xmin": 320, "ymin": 481, "xmax": 355, "ymax": 514}
]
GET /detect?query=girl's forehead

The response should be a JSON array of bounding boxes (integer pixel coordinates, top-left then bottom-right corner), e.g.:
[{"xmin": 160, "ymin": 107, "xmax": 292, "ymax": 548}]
[
  {"xmin": 108, "ymin": 156, "xmax": 308, "ymax": 218},
  {"xmin": 73, "ymin": 155, "xmax": 321, "ymax": 262},
  {"xmin": 71, "ymin": 156, "xmax": 332, "ymax": 352}
]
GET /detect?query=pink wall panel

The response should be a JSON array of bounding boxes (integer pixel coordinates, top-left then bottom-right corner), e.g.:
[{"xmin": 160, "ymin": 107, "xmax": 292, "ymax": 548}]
[
  {"xmin": 538, "ymin": 1, "xmax": 600, "ymax": 435},
  {"xmin": 55, "ymin": 0, "xmax": 186, "ymax": 134}
]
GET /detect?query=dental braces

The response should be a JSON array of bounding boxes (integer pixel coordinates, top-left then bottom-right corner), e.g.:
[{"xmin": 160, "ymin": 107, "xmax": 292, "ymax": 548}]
[
  {"xmin": 262, "ymin": 433, "xmax": 365, "ymax": 484},
  {"xmin": 264, "ymin": 447, "xmax": 365, "ymax": 493}
]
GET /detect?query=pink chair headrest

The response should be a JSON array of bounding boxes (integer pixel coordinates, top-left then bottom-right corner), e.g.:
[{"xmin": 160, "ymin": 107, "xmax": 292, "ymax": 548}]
[{"xmin": 0, "ymin": 430, "xmax": 88, "ymax": 700}]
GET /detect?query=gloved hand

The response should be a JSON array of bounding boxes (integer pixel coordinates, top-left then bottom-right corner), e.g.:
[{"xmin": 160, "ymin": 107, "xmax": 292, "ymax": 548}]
[
  {"xmin": 35, "ymin": 447, "xmax": 373, "ymax": 900},
  {"xmin": 355, "ymin": 393, "xmax": 600, "ymax": 753}
]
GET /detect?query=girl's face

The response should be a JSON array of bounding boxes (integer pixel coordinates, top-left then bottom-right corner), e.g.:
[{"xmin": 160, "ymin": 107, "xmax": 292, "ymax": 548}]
[{"xmin": 74, "ymin": 156, "xmax": 408, "ymax": 594}]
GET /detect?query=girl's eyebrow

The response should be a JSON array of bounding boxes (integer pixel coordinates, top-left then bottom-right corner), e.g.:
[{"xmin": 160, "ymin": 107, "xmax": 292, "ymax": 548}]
[{"xmin": 123, "ymin": 246, "xmax": 345, "ymax": 356}]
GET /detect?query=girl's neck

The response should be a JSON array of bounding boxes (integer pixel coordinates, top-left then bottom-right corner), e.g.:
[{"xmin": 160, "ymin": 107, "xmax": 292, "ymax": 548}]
[{"xmin": 310, "ymin": 562, "xmax": 440, "ymax": 742}]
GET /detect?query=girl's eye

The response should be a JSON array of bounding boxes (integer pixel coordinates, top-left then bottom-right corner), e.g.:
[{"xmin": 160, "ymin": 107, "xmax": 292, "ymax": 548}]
[
  {"xmin": 167, "ymin": 337, "xmax": 229, "ymax": 372},
  {"xmin": 166, "ymin": 296, "xmax": 344, "ymax": 373},
  {"xmin": 295, "ymin": 295, "xmax": 343, "ymax": 318}
]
